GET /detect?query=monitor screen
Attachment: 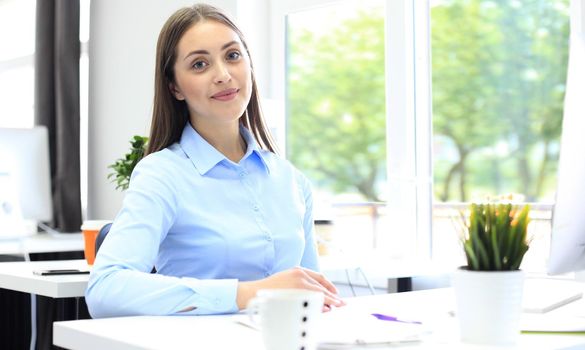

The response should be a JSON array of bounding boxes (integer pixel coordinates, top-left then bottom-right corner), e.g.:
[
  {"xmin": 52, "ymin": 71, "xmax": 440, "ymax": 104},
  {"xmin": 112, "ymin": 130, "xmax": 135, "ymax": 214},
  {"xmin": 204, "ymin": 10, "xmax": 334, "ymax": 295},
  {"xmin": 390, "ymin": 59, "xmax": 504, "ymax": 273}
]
[
  {"xmin": 0, "ymin": 127, "xmax": 52, "ymax": 235},
  {"xmin": 547, "ymin": 33, "xmax": 585, "ymax": 275}
]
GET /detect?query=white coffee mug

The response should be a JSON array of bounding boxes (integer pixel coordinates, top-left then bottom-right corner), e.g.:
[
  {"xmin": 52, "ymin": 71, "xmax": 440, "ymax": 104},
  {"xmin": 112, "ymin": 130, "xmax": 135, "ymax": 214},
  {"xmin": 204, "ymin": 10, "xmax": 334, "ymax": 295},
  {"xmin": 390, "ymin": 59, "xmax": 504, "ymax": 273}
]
[{"xmin": 247, "ymin": 289, "xmax": 324, "ymax": 350}]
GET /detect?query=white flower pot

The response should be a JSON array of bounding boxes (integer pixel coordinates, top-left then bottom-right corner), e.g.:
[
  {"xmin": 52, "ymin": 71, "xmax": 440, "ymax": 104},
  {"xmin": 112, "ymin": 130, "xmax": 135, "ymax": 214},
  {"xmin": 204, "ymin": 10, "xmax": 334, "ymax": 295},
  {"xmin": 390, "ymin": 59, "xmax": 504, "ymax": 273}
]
[{"xmin": 452, "ymin": 267, "xmax": 525, "ymax": 345}]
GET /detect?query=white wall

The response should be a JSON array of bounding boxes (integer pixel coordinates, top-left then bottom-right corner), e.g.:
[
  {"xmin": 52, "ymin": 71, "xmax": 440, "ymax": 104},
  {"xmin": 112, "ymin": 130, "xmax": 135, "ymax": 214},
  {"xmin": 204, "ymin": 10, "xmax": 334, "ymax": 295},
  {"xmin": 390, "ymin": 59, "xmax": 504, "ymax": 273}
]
[
  {"xmin": 236, "ymin": 0, "xmax": 270, "ymax": 94},
  {"xmin": 87, "ymin": 0, "xmax": 271, "ymax": 219}
]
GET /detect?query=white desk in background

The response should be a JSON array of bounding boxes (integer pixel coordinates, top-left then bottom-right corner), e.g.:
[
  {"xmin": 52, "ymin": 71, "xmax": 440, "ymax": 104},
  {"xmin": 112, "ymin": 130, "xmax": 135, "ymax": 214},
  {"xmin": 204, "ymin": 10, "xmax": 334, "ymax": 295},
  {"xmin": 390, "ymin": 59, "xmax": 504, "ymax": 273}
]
[
  {"xmin": 54, "ymin": 288, "xmax": 585, "ymax": 350},
  {"xmin": 0, "ymin": 257, "xmax": 90, "ymax": 349},
  {"xmin": 0, "ymin": 259, "xmax": 90, "ymax": 349},
  {"xmin": 0, "ymin": 259, "xmax": 89, "ymax": 298},
  {"xmin": 0, "ymin": 232, "xmax": 84, "ymax": 256}
]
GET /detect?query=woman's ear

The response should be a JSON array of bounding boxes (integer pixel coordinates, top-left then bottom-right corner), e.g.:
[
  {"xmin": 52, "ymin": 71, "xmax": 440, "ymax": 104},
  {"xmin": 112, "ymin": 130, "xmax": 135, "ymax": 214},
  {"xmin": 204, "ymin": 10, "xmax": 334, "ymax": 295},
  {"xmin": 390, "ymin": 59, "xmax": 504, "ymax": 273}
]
[{"xmin": 169, "ymin": 83, "xmax": 185, "ymax": 101}]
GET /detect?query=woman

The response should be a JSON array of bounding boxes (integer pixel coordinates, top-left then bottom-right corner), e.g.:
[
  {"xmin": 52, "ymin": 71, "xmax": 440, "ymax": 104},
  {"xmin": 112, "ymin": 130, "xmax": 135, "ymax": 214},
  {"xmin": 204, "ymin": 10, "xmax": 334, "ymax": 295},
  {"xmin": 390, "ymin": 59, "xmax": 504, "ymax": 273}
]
[{"xmin": 85, "ymin": 3, "xmax": 344, "ymax": 317}]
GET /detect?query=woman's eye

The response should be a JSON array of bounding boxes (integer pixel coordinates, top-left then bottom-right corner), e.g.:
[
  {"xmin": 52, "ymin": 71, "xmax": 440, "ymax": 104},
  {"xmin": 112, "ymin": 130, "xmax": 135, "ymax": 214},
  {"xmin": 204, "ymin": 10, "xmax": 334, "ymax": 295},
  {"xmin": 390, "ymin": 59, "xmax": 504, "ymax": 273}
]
[
  {"xmin": 226, "ymin": 51, "xmax": 241, "ymax": 61},
  {"xmin": 192, "ymin": 61, "xmax": 208, "ymax": 70}
]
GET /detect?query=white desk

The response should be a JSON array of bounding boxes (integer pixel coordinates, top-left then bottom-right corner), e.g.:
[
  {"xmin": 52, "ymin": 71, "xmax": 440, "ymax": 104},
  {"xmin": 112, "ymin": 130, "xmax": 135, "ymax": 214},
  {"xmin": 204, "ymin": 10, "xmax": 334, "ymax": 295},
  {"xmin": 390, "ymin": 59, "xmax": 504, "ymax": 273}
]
[
  {"xmin": 0, "ymin": 232, "xmax": 84, "ymax": 255},
  {"xmin": 0, "ymin": 259, "xmax": 89, "ymax": 298},
  {"xmin": 54, "ymin": 288, "xmax": 585, "ymax": 350}
]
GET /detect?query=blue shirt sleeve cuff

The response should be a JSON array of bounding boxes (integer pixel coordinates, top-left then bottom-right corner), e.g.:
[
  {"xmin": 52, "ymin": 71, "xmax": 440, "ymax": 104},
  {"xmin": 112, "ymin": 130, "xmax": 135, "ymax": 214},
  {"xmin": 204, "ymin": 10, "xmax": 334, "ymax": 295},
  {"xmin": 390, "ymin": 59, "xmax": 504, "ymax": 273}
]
[{"xmin": 177, "ymin": 278, "xmax": 239, "ymax": 315}]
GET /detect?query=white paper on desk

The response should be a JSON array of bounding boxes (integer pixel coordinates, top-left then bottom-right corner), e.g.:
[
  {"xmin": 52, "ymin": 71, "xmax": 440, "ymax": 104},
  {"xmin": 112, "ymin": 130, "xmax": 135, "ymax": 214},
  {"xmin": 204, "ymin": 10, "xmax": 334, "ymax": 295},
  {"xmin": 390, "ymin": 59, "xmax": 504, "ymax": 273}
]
[
  {"xmin": 233, "ymin": 310, "xmax": 429, "ymax": 347},
  {"xmin": 316, "ymin": 308, "xmax": 429, "ymax": 347},
  {"xmin": 522, "ymin": 278, "xmax": 584, "ymax": 313}
]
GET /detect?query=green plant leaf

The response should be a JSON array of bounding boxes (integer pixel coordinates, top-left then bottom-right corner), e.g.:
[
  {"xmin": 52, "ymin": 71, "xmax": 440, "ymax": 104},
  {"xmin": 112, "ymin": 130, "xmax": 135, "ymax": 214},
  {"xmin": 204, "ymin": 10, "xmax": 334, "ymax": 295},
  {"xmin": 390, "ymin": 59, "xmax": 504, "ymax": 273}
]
[
  {"xmin": 107, "ymin": 135, "xmax": 148, "ymax": 191},
  {"xmin": 459, "ymin": 202, "xmax": 531, "ymax": 271}
]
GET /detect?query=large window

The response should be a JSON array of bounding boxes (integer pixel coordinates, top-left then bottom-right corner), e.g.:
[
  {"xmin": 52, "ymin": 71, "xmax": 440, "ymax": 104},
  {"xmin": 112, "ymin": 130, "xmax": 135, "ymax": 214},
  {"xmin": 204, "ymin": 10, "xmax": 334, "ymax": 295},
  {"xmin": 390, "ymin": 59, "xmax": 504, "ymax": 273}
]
[
  {"xmin": 430, "ymin": 0, "xmax": 570, "ymax": 270},
  {"xmin": 275, "ymin": 0, "xmax": 572, "ymax": 274}
]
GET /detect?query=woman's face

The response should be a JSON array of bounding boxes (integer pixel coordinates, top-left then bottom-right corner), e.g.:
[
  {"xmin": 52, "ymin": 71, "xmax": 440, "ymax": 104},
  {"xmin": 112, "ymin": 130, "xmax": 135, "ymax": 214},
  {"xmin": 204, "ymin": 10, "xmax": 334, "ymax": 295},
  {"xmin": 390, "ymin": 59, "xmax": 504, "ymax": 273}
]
[{"xmin": 171, "ymin": 20, "xmax": 252, "ymax": 128}]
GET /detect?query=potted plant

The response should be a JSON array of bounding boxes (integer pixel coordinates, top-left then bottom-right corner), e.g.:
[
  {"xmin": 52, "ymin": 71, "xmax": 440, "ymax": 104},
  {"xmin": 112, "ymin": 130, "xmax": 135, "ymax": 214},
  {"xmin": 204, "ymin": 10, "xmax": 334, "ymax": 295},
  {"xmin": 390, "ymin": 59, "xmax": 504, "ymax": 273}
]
[
  {"xmin": 107, "ymin": 135, "xmax": 148, "ymax": 191},
  {"xmin": 452, "ymin": 202, "xmax": 531, "ymax": 345}
]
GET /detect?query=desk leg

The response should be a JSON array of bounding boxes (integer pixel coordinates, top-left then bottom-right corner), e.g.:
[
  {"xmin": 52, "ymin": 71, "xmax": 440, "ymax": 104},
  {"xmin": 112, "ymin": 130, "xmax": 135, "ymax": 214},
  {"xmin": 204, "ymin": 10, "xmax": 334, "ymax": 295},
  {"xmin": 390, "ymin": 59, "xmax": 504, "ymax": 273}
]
[
  {"xmin": 356, "ymin": 267, "xmax": 376, "ymax": 295},
  {"xmin": 397, "ymin": 277, "xmax": 412, "ymax": 292},
  {"xmin": 344, "ymin": 269, "xmax": 356, "ymax": 296},
  {"xmin": 75, "ymin": 297, "xmax": 82, "ymax": 320}
]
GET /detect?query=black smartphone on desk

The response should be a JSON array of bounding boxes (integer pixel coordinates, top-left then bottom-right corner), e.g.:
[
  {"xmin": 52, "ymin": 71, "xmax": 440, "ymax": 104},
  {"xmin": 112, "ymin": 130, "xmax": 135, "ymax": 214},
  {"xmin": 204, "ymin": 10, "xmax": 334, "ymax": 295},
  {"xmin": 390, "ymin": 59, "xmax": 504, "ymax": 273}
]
[{"xmin": 33, "ymin": 269, "xmax": 90, "ymax": 276}]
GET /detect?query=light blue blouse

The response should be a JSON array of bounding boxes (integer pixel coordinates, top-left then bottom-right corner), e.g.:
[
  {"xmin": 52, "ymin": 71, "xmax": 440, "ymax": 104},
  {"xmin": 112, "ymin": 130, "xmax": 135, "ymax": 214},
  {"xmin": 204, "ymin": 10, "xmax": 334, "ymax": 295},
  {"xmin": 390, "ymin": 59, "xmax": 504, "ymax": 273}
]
[{"xmin": 85, "ymin": 123, "xmax": 319, "ymax": 318}]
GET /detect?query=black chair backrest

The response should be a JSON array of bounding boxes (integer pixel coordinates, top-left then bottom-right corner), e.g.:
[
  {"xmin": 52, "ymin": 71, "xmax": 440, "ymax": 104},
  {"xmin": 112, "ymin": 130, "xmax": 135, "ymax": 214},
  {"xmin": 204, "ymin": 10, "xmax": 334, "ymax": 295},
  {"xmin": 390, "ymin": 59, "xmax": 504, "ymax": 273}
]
[{"xmin": 95, "ymin": 222, "xmax": 112, "ymax": 256}]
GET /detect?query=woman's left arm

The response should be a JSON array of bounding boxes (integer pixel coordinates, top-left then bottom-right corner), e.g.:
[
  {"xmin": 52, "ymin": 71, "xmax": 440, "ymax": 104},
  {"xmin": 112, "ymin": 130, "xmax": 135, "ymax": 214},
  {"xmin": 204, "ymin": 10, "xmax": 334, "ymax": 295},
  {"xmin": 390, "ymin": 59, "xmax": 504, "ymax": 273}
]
[{"xmin": 299, "ymin": 174, "xmax": 320, "ymax": 271}]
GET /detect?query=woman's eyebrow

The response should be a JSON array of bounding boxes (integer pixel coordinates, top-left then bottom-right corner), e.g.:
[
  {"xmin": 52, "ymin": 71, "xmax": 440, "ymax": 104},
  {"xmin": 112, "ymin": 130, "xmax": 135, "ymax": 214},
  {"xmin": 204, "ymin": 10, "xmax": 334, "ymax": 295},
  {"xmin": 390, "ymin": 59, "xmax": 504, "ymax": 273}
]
[
  {"xmin": 183, "ymin": 40, "xmax": 240, "ymax": 61},
  {"xmin": 221, "ymin": 40, "xmax": 239, "ymax": 50}
]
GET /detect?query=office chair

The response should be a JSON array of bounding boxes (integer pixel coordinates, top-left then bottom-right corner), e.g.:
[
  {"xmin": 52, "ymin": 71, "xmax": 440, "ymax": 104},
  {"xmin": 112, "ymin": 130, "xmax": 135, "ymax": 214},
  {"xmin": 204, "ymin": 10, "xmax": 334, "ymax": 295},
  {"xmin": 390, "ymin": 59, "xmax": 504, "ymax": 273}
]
[{"xmin": 95, "ymin": 222, "xmax": 112, "ymax": 255}]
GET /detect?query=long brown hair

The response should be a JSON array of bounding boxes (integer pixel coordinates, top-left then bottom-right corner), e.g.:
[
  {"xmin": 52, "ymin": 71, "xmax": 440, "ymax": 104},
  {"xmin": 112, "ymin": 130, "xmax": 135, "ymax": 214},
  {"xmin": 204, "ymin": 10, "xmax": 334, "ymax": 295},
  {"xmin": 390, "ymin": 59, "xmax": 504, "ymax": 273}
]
[{"xmin": 146, "ymin": 3, "xmax": 277, "ymax": 155}]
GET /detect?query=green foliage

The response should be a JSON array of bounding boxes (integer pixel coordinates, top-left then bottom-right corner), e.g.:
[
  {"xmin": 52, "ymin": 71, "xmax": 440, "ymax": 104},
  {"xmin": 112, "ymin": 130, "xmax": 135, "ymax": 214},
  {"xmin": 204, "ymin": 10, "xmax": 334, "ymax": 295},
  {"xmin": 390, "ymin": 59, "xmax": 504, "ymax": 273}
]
[
  {"xmin": 461, "ymin": 203, "xmax": 530, "ymax": 271},
  {"xmin": 287, "ymin": 7, "xmax": 386, "ymax": 201},
  {"xmin": 288, "ymin": 1, "xmax": 568, "ymax": 203},
  {"xmin": 107, "ymin": 135, "xmax": 148, "ymax": 191},
  {"xmin": 432, "ymin": 0, "xmax": 569, "ymax": 201}
]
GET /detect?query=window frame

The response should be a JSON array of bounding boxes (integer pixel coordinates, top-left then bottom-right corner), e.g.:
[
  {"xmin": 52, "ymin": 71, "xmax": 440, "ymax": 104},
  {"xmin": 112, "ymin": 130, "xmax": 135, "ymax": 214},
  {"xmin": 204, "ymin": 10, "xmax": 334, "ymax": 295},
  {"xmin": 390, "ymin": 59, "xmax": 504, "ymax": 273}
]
[{"xmin": 573, "ymin": 0, "xmax": 585, "ymax": 35}]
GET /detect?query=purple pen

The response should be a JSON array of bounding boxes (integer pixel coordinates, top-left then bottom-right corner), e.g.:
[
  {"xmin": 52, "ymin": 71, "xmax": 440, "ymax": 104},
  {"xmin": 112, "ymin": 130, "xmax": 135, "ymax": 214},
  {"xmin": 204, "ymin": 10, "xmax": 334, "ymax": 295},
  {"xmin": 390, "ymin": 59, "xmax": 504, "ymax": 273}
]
[{"xmin": 371, "ymin": 313, "xmax": 423, "ymax": 325}]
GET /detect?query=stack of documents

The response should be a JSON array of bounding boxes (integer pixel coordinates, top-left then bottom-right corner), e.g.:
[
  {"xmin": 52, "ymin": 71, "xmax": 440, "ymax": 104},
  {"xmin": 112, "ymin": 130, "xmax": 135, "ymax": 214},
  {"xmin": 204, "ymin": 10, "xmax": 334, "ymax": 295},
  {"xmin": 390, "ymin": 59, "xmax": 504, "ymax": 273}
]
[{"xmin": 521, "ymin": 314, "xmax": 585, "ymax": 333}]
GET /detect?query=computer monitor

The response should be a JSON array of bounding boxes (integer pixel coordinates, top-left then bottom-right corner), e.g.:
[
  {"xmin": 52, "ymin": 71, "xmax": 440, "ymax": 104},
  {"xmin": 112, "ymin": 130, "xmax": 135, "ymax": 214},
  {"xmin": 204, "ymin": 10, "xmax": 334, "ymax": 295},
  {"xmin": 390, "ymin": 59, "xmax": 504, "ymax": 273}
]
[
  {"xmin": 547, "ymin": 33, "xmax": 585, "ymax": 275},
  {"xmin": 0, "ymin": 126, "xmax": 53, "ymax": 236}
]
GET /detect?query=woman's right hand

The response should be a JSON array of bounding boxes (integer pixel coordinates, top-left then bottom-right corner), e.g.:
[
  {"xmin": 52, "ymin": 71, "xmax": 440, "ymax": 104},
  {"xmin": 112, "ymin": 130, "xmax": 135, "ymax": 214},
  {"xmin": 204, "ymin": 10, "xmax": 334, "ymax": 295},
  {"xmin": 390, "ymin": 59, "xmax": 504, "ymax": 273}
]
[{"xmin": 236, "ymin": 267, "xmax": 346, "ymax": 311}]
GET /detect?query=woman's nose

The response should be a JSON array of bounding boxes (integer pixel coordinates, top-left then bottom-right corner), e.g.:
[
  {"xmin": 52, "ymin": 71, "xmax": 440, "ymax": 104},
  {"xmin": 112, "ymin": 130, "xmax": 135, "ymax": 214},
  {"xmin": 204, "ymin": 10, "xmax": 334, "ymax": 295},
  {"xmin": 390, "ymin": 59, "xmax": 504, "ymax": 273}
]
[{"xmin": 213, "ymin": 63, "xmax": 231, "ymax": 84}]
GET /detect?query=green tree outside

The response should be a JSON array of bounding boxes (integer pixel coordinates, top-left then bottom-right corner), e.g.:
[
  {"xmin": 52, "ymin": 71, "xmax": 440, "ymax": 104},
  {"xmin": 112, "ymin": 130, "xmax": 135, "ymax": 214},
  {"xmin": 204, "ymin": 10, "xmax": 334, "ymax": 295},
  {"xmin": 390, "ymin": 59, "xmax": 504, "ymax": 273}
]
[
  {"xmin": 287, "ymin": 0, "xmax": 569, "ymax": 203},
  {"xmin": 432, "ymin": 0, "xmax": 569, "ymax": 201},
  {"xmin": 287, "ymin": 7, "xmax": 386, "ymax": 202}
]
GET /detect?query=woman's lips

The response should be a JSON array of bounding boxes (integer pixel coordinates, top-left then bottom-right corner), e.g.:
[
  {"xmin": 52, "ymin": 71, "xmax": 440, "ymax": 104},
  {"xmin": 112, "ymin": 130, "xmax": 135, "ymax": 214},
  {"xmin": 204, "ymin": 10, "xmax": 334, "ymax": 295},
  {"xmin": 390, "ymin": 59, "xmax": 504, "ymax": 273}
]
[{"xmin": 211, "ymin": 88, "xmax": 239, "ymax": 101}]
